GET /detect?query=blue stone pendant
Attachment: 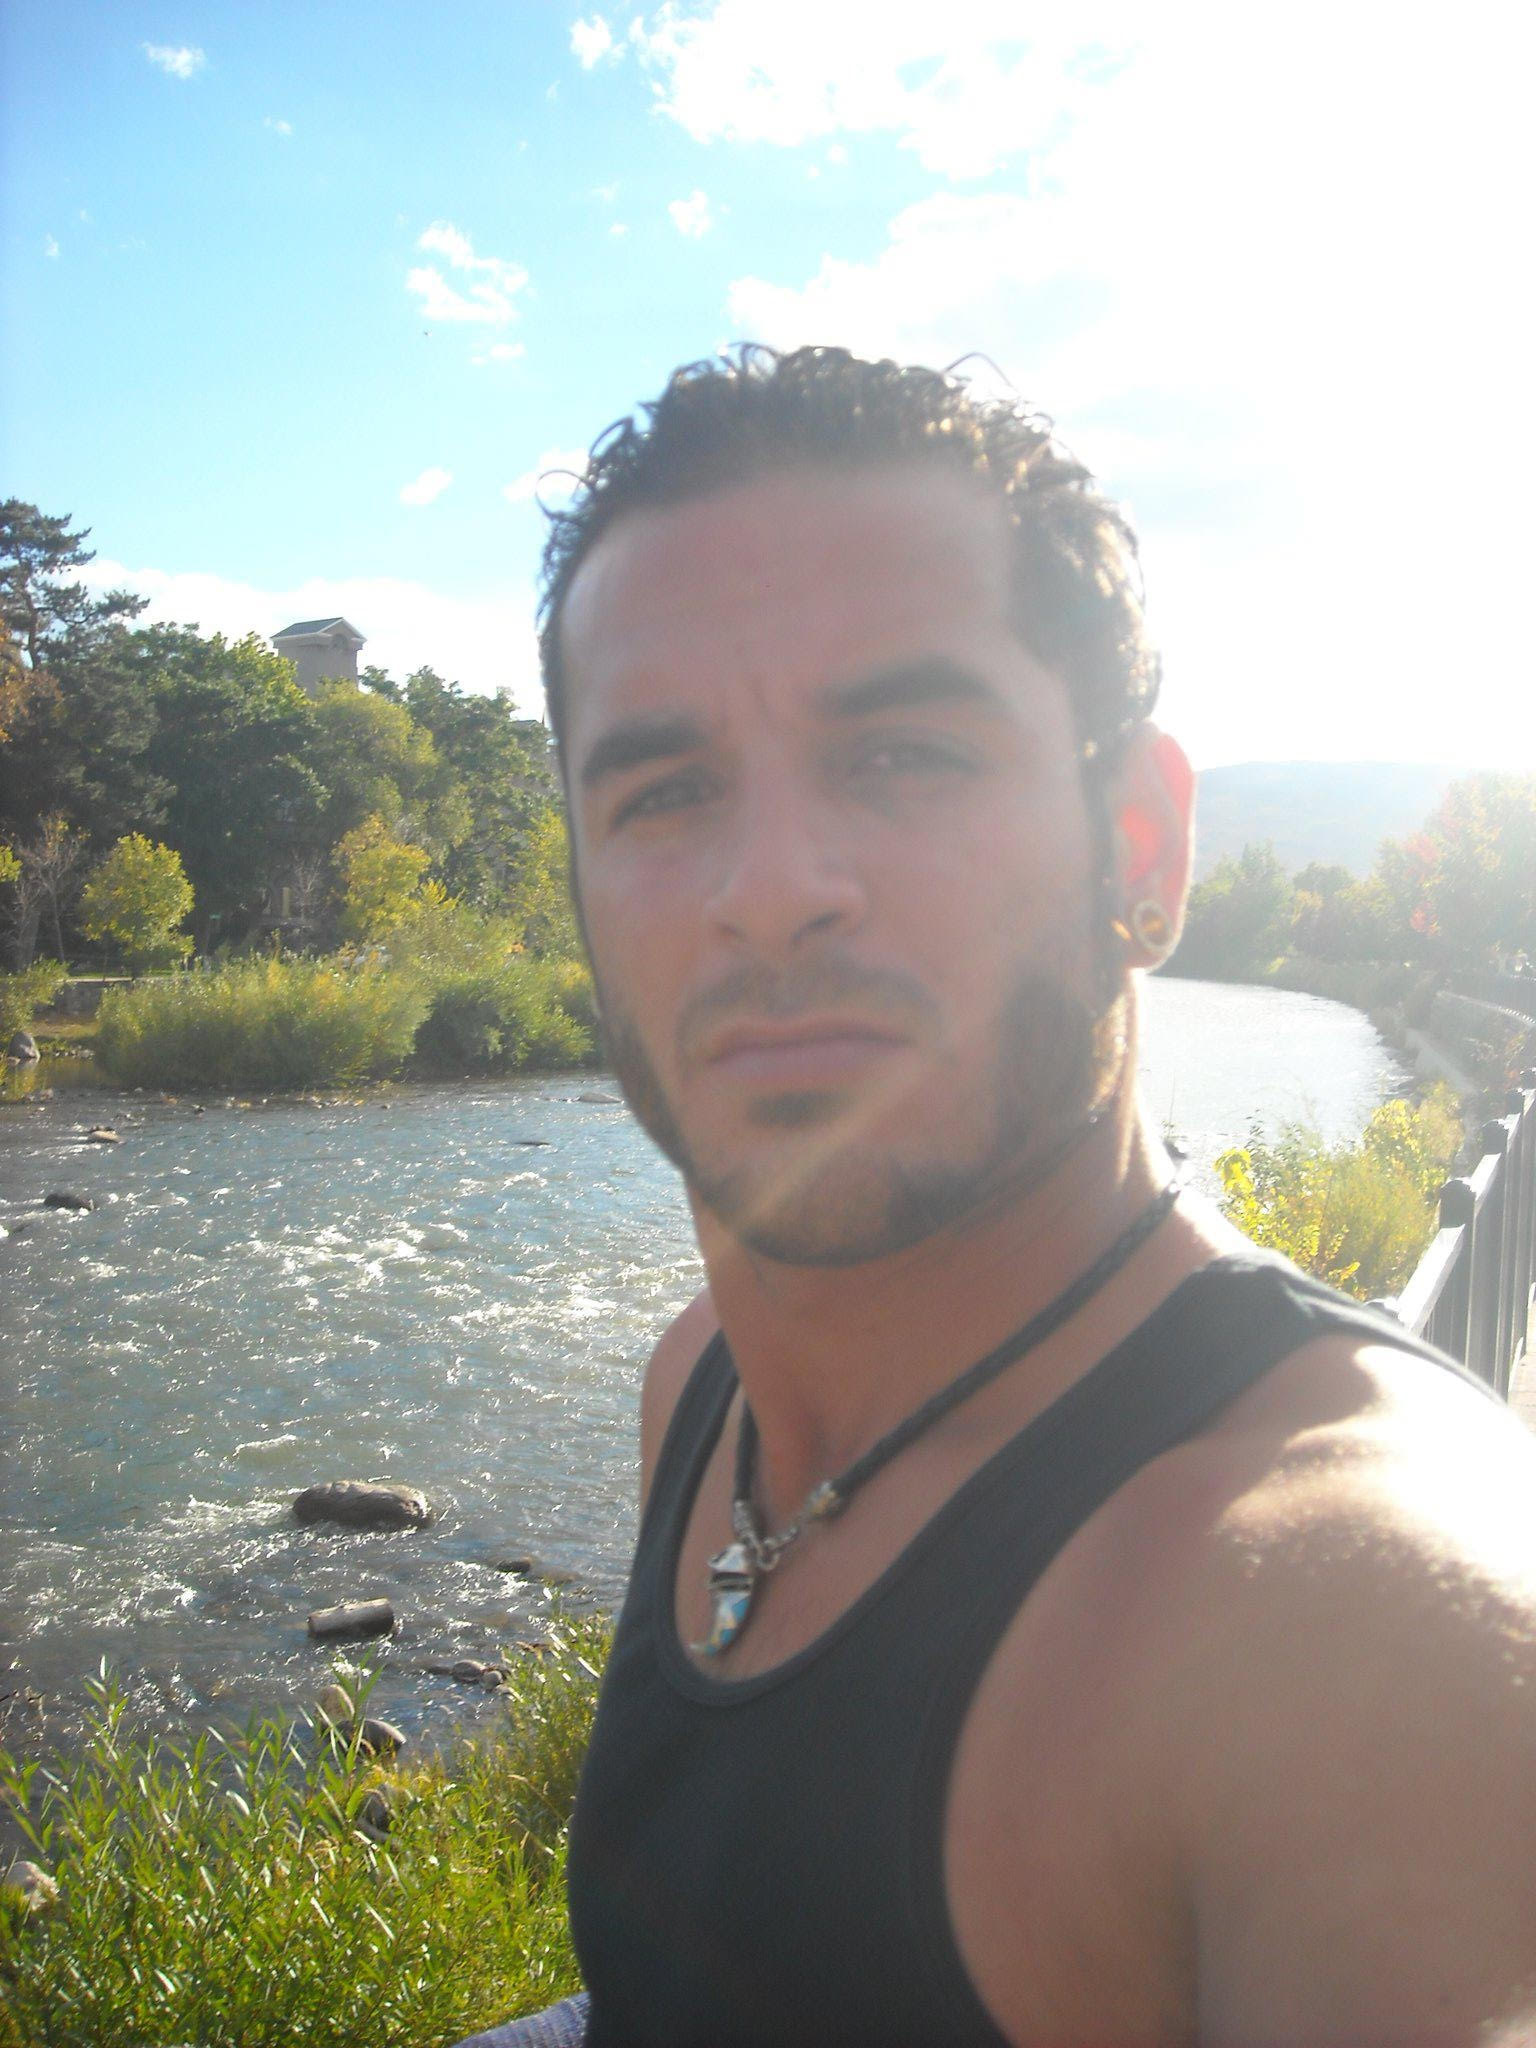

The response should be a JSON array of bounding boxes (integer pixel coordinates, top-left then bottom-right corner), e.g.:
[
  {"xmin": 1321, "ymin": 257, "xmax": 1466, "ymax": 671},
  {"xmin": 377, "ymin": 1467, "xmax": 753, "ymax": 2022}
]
[{"xmin": 696, "ymin": 1541, "xmax": 757, "ymax": 1657}]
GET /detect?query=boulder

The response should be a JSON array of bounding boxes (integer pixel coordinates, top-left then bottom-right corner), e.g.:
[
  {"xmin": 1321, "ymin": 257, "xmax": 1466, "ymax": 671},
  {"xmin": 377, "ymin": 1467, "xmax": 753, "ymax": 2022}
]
[
  {"xmin": 42, "ymin": 1191, "xmax": 93, "ymax": 1212},
  {"xmin": 490, "ymin": 1555, "xmax": 534, "ymax": 1577},
  {"xmin": 577, "ymin": 1090, "xmax": 621, "ymax": 1104},
  {"xmin": 1, "ymin": 1859, "xmax": 58, "ymax": 1914},
  {"xmin": 6, "ymin": 1031, "xmax": 39, "ymax": 1063},
  {"xmin": 84, "ymin": 1126, "xmax": 121, "ymax": 1145},
  {"xmin": 307, "ymin": 1597, "xmax": 395, "ymax": 1641},
  {"xmin": 357, "ymin": 1715, "xmax": 405, "ymax": 1757},
  {"xmin": 354, "ymin": 1785, "xmax": 396, "ymax": 1839},
  {"xmin": 315, "ymin": 1682, "xmax": 355, "ymax": 1726},
  {"xmin": 293, "ymin": 1480, "xmax": 434, "ymax": 1531}
]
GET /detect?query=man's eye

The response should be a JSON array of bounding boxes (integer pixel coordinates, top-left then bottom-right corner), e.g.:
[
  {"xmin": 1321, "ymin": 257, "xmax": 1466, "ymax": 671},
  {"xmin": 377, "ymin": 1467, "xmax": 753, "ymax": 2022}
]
[{"xmin": 611, "ymin": 767, "xmax": 718, "ymax": 829}]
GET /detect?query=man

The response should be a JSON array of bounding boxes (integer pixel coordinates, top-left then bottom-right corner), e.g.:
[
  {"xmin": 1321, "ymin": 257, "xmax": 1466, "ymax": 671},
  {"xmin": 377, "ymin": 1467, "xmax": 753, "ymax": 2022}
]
[{"xmin": 474, "ymin": 347, "xmax": 1536, "ymax": 2045}]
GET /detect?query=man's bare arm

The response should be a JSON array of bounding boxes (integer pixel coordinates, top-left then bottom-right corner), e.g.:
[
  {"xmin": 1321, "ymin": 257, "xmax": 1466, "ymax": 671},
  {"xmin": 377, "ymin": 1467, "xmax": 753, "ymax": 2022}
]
[{"xmin": 1182, "ymin": 1345, "xmax": 1536, "ymax": 2044}]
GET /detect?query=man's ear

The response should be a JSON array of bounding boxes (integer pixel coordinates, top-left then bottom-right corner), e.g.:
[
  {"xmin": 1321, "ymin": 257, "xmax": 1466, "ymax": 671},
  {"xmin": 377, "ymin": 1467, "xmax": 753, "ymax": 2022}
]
[{"xmin": 1106, "ymin": 726, "xmax": 1195, "ymax": 968}]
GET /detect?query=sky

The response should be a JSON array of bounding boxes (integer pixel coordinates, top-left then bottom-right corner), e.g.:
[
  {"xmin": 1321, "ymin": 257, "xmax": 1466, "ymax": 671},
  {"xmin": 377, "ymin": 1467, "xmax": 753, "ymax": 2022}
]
[{"xmin": 3, "ymin": 0, "xmax": 1532, "ymax": 771}]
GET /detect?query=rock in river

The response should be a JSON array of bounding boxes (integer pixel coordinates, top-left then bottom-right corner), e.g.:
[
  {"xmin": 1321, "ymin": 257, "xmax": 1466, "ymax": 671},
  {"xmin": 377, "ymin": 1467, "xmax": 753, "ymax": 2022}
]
[
  {"xmin": 307, "ymin": 1597, "xmax": 396, "ymax": 1641},
  {"xmin": 1, "ymin": 1860, "xmax": 58, "ymax": 1913},
  {"xmin": 293, "ymin": 1479, "xmax": 435, "ymax": 1531},
  {"xmin": 85, "ymin": 1126, "xmax": 122, "ymax": 1145},
  {"xmin": 42, "ymin": 1191, "xmax": 93, "ymax": 1212},
  {"xmin": 7, "ymin": 1030, "xmax": 39, "ymax": 1063}
]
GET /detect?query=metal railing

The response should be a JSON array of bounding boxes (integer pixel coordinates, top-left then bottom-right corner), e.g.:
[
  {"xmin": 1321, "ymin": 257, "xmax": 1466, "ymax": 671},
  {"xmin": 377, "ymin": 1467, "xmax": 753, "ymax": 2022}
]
[{"xmin": 1387, "ymin": 1071, "xmax": 1536, "ymax": 1394}]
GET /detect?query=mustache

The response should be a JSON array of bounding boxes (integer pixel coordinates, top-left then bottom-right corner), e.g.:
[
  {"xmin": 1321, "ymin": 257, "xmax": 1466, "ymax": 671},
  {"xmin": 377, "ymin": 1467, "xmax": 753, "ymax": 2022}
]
[{"xmin": 676, "ymin": 956, "xmax": 940, "ymax": 1060}]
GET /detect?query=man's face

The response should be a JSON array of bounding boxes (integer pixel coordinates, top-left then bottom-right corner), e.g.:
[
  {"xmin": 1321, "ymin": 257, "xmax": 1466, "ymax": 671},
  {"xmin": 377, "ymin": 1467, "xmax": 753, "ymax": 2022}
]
[{"xmin": 560, "ymin": 463, "xmax": 1122, "ymax": 1266}]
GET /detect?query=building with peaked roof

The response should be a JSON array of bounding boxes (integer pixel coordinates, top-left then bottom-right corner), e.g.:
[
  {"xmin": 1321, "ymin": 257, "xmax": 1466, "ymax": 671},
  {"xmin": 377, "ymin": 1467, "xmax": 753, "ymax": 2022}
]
[{"xmin": 272, "ymin": 616, "xmax": 365, "ymax": 695}]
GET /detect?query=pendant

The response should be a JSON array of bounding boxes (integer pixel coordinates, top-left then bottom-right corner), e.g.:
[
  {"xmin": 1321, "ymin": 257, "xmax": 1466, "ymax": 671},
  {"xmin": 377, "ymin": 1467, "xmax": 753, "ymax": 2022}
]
[{"xmin": 695, "ymin": 1541, "xmax": 757, "ymax": 1657}]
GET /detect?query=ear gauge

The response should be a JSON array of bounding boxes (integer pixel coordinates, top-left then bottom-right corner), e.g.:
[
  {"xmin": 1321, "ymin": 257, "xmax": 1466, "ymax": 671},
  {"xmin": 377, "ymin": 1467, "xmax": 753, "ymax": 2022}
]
[{"xmin": 1113, "ymin": 899, "xmax": 1172, "ymax": 951}]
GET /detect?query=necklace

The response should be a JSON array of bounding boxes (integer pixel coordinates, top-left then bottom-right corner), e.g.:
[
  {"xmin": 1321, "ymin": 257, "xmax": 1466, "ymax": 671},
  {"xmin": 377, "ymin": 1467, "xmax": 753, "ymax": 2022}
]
[{"xmin": 696, "ymin": 1177, "xmax": 1183, "ymax": 1656}]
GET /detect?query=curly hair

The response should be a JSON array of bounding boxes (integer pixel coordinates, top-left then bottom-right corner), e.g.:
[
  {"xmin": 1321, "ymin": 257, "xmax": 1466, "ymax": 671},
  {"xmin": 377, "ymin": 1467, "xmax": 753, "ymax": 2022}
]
[{"xmin": 537, "ymin": 344, "xmax": 1161, "ymax": 768}]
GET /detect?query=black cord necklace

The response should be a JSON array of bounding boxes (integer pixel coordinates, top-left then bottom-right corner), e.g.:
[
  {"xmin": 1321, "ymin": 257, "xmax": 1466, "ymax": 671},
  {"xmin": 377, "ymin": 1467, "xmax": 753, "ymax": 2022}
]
[{"xmin": 696, "ymin": 1176, "xmax": 1183, "ymax": 1656}]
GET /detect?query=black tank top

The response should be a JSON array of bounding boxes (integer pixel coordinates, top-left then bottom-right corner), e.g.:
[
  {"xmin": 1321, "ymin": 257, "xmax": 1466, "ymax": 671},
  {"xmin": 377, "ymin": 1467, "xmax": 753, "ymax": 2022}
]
[{"xmin": 566, "ymin": 1257, "xmax": 1470, "ymax": 2047}]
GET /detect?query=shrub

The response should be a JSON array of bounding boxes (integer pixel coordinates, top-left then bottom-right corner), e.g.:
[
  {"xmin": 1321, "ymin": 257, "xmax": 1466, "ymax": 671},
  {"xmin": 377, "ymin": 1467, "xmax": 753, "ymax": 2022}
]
[
  {"xmin": 95, "ymin": 956, "xmax": 428, "ymax": 1092},
  {"xmin": 0, "ymin": 959, "xmax": 68, "ymax": 1040},
  {"xmin": 79, "ymin": 834, "xmax": 194, "ymax": 972},
  {"xmin": 1217, "ymin": 1084, "xmax": 1462, "ymax": 1298},
  {"xmin": 0, "ymin": 1614, "xmax": 608, "ymax": 2048},
  {"xmin": 411, "ymin": 956, "xmax": 593, "ymax": 1075}
]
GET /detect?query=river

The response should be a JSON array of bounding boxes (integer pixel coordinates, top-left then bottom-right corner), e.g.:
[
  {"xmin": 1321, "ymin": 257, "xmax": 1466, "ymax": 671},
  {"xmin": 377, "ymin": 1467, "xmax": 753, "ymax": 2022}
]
[{"xmin": 0, "ymin": 977, "xmax": 1405, "ymax": 1755}]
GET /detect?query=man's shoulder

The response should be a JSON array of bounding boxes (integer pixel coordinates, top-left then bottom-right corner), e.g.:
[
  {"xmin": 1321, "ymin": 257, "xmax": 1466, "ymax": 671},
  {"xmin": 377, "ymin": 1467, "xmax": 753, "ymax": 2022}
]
[
  {"xmin": 955, "ymin": 1323, "xmax": 1536, "ymax": 2041},
  {"xmin": 638, "ymin": 1288, "xmax": 720, "ymax": 1507},
  {"xmin": 1152, "ymin": 1325, "xmax": 1536, "ymax": 1686}
]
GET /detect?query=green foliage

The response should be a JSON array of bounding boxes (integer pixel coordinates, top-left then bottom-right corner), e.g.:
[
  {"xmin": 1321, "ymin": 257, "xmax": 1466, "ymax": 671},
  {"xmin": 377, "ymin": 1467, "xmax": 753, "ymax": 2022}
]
[
  {"xmin": 506, "ymin": 803, "xmax": 583, "ymax": 963},
  {"xmin": 0, "ymin": 958, "xmax": 67, "ymax": 1038},
  {"xmin": 78, "ymin": 834, "xmax": 194, "ymax": 971},
  {"xmin": 95, "ymin": 956, "xmax": 428, "ymax": 1092},
  {"xmin": 0, "ymin": 1617, "xmax": 608, "ymax": 2048},
  {"xmin": 1378, "ymin": 774, "xmax": 1536, "ymax": 965},
  {"xmin": 412, "ymin": 957, "xmax": 593, "ymax": 1074},
  {"xmin": 337, "ymin": 814, "xmax": 439, "ymax": 943},
  {"xmin": 0, "ymin": 844, "xmax": 17, "ymax": 888},
  {"xmin": 1174, "ymin": 842, "xmax": 1295, "ymax": 981},
  {"xmin": 145, "ymin": 628, "xmax": 325, "ymax": 930},
  {"xmin": 1217, "ymin": 1085, "xmax": 1461, "ymax": 1299}
]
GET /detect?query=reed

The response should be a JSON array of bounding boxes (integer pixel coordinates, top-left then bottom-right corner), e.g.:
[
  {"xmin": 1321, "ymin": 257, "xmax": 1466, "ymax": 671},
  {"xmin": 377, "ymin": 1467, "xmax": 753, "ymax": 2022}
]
[
  {"xmin": 94, "ymin": 957, "xmax": 429, "ymax": 1093},
  {"xmin": 0, "ymin": 1615, "xmax": 608, "ymax": 2048}
]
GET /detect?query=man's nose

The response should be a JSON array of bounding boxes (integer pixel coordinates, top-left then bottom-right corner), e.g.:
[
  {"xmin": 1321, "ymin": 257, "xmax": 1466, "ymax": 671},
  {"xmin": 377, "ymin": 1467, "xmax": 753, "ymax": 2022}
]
[{"xmin": 703, "ymin": 782, "xmax": 867, "ymax": 954}]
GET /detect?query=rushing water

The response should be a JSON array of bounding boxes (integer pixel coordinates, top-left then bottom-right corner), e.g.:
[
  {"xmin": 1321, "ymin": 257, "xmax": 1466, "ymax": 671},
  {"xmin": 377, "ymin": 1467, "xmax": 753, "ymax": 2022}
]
[{"xmin": 0, "ymin": 978, "xmax": 1405, "ymax": 1754}]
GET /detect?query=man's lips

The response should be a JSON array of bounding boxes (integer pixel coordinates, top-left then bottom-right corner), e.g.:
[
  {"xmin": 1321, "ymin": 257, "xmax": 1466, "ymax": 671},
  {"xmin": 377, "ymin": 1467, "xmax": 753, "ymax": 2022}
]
[{"xmin": 700, "ymin": 1015, "xmax": 910, "ymax": 1086}]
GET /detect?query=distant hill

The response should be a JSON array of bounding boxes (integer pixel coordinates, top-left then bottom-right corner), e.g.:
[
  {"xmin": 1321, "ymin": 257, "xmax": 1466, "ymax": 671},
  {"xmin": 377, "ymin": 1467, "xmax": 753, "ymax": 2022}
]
[{"xmin": 1193, "ymin": 761, "xmax": 1457, "ymax": 880}]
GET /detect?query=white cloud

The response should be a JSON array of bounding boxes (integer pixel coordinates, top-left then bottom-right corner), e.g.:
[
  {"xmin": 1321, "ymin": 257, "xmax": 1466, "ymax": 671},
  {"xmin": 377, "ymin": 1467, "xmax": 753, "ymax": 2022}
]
[
  {"xmin": 721, "ymin": 8, "xmax": 1536, "ymax": 771},
  {"xmin": 263, "ymin": 115, "xmax": 293, "ymax": 136},
  {"xmin": 627, "ymin": 0, "xmax": 1129, "ymax": 179},
  {"xmin": 81, "ymin": 559, "xmax": 545, "ymax": 713},
  {"xmin": 398, "ymin": 466, "xmax": 453, "ymax": 506},
  {"xmin": 668, "ymin": 188, "xmax": 713, "ymax": 239},
  {"xmin": 609, "ymin": 221, "xmax": 629, "ymax": 237},
  {"xmin": 571, "ymin": 15, "xmax": 616, "ymax": 67},
  {"xmin": 43, "ymin": 235, "xmax": 60, "ymax": 260},
  {"xmin": 592, "ymin": 181, "xmax": 620, "ymax": 203},
  {"xmin": 471, "ymin": 340, "xmax": 527, "ymax": 366},
  {"xmin": 407, "ymin": 220, "xmax": 530, "ymax": 326},
  {"xmin": 142, "ymin": 42, "xmax": 206, "ymax": 79},
  {"xmin": 502, "ymin": 448, "xmax": 591, "ymax": 505}
]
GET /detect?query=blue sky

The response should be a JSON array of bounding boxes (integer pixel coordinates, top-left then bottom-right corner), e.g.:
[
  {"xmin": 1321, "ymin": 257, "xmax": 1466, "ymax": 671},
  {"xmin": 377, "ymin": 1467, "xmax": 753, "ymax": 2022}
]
[{"xmin": 3, "ymin": 1, "xmax": 1532, "ymax": 770}]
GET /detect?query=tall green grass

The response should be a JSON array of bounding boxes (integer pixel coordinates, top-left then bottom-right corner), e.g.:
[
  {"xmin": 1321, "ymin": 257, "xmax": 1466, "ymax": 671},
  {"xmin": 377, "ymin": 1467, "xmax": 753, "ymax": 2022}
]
[
  {"xmin": 0, "ymin": 1616, "xmax": 608, "ymax": 2048},
  {"xmin": 90, "ymin": 938, "xmax": 597, "ymax": 1093},
  {"xmin": 95, "ymin": 958, "xmax": 429, "ymax": 1093}
]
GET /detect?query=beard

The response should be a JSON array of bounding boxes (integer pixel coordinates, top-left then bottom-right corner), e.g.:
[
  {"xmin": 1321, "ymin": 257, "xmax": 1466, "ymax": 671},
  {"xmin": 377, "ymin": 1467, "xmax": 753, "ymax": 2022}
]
[{"xmin": 596, "ymin": 950, "xmax": 1127, "ymax": 1268}]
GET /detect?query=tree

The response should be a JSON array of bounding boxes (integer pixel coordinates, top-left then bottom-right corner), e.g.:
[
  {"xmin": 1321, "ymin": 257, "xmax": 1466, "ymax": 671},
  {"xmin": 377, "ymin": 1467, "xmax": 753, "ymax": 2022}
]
[
  {"xmin": 308, "ymin": 679, "xmax": 467, "ymax": 854},
  {"xmin": 336, "ymin": 814, "xmax": 437, "ymax": 943},
  {"xmin": 400, "ymin": 668, "xmax": 549, "ymax": 907},
  {"xmin": 0, "ymin": 814, "xmax": 85, "ymax": 968},
  {"xmin": 79, "ymin": 835, "xmax": 194, "ymax": 971},
  {"xmin": 506, "ymin": 801, "xmax": 583, "ymax": 960},
  {"xmin": 1173, "ymin": 842, "xmax": 1295, "ymax": 981},
  {"xmin": 143, "ymin": 628, "xmax": 324, "ymax": 937}
]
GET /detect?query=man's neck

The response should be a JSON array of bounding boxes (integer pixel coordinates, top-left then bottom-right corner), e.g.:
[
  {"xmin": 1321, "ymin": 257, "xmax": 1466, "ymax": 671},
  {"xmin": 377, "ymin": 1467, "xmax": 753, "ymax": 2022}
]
[{"xmin": 693, "ymin": 1092, "xmax": 1176, "ymax": 1519}]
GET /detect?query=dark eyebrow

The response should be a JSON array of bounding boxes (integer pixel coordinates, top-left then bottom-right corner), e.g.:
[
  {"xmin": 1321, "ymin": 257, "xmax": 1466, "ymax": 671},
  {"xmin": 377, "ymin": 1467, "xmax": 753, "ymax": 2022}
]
[
  {"xmin": 579, "ymin": 713, "xmax": 708, "ymax": 789},
  {"xmin": 820, "ymin": 657, "xmax": 1001, "ymax": 720}
]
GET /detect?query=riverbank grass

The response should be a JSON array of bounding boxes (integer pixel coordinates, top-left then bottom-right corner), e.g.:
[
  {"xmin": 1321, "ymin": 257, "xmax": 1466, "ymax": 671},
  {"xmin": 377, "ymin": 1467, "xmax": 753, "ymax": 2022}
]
[
  {"xmin": 0, "ymin": 1617, "xmax": 606, "ymax": 2048},
  {"xmin": 96, "ymin": 957, "xmax": 431, "ymax": 1093},
  {"xmin": 1217, "ymin": 1084, "xmax": 1463, "ymax": 1298}
]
